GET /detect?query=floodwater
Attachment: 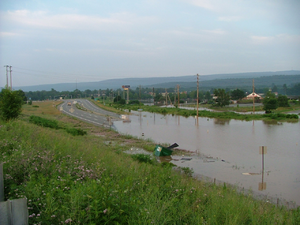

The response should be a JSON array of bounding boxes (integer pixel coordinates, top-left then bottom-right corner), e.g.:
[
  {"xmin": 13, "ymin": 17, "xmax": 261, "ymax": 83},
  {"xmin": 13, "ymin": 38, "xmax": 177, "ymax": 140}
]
[{"xmin": 113, "ymin": 111, "xmax": 300, "ymax": 206}]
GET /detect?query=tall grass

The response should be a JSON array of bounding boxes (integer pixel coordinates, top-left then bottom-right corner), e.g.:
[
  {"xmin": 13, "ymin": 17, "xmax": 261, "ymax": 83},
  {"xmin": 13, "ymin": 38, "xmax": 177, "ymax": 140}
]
[{"xmin": 1, "ymin": 119, "xmax": 299, "ymax": 224}]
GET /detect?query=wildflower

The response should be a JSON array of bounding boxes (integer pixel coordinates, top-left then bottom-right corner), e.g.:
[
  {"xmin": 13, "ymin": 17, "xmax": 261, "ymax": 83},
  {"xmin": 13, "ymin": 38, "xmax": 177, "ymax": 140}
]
[
  {"xmin": 37, "ymin": 214, "xmax": 40, "ymax": 217},
  {"xmin": 65, "ymin": 218, "xmax": 72, "ymax": 223},
  {"xmin": 51, "ymin": 215, "xmax": 56, "ymax": 218},
  {"xmin": 103, "ymin": 209, "xmax": 108, "ymax": 214}
]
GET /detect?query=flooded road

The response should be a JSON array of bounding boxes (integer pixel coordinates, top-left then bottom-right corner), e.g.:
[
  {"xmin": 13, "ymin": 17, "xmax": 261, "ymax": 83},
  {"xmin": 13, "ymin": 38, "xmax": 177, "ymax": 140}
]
[{"xmin": 114, "ymin": 111, "xmax": 300, "ymax": 206}]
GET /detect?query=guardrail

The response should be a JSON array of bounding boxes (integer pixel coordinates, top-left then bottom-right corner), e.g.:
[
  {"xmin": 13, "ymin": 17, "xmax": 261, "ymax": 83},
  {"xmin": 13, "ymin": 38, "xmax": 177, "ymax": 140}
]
[{"xmin": 0, "ymin": 163, "xmax": 28, "ymax": 225}]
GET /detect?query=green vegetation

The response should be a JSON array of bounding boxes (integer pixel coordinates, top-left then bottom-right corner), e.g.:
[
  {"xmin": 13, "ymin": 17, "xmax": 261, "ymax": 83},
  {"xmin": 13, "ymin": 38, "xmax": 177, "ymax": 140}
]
[
  {"xmin": 263, "ymin": 92, "xmax": 279, "ymax": 113},
  {"xmin": 130, "ymin": 154, "xmax": 155, "ymax": 164},
  {"xmin": 24, "ymin": 78, "xmax": 300, "ymax": 102},
  {"xmin": 113, "ymin": 104, "xmax": 298, "ymax": 121},
  {"xmin": 65, "ymin": 127, "xmax": 87, "ymax": 136},
  {"xmin": 213, "ymin": 89, "xmax": 230, "ymax": 107},
  {"xmin": 29, "ymin": 115, "xmax": 60, "ymax": 129},
  {"xmin": 75, "ymin": 103, "xmax": 87, "ymax": 111},
  {"xmin": 1, "ymin": 108, "xmax": 299, "ymax": 224},
  {"xmin": 231, "ymin": 89, "xmax": 246, "ymax": 100},
  {"xmin": 29, "ymin": 115, "xmax": 87, "ymax": 136},
  {"xmin": 278, "ymin": 95, "xmax": 290, "ymax": 107},
  {"xmin": 0, "ymin": 88, "xmax": 24, "ymax": 121}
]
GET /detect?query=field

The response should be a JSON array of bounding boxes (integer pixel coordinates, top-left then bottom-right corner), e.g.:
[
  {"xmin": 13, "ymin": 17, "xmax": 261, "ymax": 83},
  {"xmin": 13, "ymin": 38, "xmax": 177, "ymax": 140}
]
[{"xmin": 0, "ymin": 101, "xmax": 299, "ymax": 224}]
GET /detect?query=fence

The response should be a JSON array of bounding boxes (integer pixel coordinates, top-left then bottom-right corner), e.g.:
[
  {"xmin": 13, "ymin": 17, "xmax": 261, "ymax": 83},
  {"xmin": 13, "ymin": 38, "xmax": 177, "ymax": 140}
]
[{"xmin": 193, "ymin": 173, "xmax": 299, "ymax": 209}]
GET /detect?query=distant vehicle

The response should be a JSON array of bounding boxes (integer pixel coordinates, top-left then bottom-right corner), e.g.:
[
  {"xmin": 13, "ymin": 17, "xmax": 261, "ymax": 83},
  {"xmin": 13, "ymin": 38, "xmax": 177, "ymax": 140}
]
[{"xmin": 67, "ymin": 102, "xmax": 71, "ymax": 106}]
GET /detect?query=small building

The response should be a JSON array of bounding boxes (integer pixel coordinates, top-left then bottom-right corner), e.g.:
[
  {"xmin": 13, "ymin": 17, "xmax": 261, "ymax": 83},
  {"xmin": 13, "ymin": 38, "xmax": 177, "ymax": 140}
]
[{"xmin": 245, "ymin": 92, "xmax": 262, "ymax": 100}]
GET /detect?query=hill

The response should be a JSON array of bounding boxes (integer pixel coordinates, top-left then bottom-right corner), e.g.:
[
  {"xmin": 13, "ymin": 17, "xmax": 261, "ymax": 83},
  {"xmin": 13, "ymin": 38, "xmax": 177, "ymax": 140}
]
[{"xmin": 15, "ymin": 70, "xmax": 300, "ymax": 92}]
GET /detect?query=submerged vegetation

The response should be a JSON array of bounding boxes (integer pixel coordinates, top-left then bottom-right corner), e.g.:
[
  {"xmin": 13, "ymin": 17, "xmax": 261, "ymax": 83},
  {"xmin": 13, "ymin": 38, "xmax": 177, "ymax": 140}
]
[{"xmin": 0, "ymin": 101, "xmax": 299, "ymax": 224}]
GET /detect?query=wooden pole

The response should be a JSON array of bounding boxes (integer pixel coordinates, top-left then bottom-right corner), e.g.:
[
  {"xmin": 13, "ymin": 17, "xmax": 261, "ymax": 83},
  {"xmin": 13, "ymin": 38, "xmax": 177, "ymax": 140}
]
[
  {"xmin": 177, "ymin": 84, "xmax": 180, "ymax": 106},
  {"xmin": 165, "ymin": 88, "xmax": 167, "ymax": 106},
  {"xmin": 197, "ymin": 74, "xmax": 199, "ymax": 126},
  {"xmin": 253, "ymin": 79, "xmax": 255, "ymax": 113}
]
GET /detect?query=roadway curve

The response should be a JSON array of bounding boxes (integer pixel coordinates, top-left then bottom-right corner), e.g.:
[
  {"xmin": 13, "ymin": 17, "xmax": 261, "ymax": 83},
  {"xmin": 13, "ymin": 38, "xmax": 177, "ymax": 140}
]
[{"xmin": 59, "ymin": 99, "xmax": 121, "ymax": 128}]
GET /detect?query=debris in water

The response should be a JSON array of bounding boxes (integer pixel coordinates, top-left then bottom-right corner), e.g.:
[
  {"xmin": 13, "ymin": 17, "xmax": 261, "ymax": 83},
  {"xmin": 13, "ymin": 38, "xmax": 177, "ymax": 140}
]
[
  {"xmin": 242, "ymin": 172, "xmax": 260, "ymax": 175},
  {"xmin": 181, "ymin": 157, "xmax": 192, "ymax": 161}
]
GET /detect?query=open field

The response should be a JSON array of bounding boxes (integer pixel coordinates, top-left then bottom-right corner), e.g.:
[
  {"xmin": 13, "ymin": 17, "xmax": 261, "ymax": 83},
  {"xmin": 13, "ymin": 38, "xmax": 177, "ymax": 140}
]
[{"xmin": 0, "ymin": 101, "xmax": 299, "ymax": 224}]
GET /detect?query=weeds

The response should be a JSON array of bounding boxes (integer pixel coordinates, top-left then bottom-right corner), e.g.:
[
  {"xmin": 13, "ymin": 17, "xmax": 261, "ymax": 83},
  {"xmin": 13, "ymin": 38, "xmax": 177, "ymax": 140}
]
[
  {"xmin": 180, "ymin": 167, "xmax": 194, "ymax": 177},
  {"xmin": 1, "ymin": 105, "xmax": 299, "ymax": 224},
  {"xmin": 130, "ymin": 154, "xmax": 154, "ymax": 164},
  {"xmin": 29, "ymin": 115, "xmax": 60, "ymax": 129},
  {"xmin": 65, "ymin": 127, "xmax": 87, "ymax": 136},
  {"xmin": 28, "ymin": 115, "xmax": 87, "ymax": 136}
]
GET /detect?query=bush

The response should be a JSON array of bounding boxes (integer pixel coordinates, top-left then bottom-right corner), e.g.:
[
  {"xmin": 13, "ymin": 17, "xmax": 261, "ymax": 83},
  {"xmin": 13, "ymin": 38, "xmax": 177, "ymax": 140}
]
[
  {"xmin": 65, "ymin": 128, "xmax": 87, "ymax": 136},
  {"xmin": 29, "ymin": 115, "xmax": 87, "ymax": 135},
  {"xmin": 29, "ymin": 115, "xmax": 60, "ymax": 129},
  {"xmin": 0, "ymin": 88, "xmax": 23, "ymax": 121},
  {"xmin": 263, "ymin": 92, "xmax": 278, "ymax": 113},
  {"xmin": 278, "ymin": 95, "xmax": 290, "ymax": 107},
  {"xmin": 128, "ymin": 100, "xmax": 140, "ymax": 105},
  {"xmin": 286, "ymin": 114, "xmax": 299, "ymax": 119},
  {"xmin": 131, "ymin": 154, "xmax": 154, "ymax": 164}
]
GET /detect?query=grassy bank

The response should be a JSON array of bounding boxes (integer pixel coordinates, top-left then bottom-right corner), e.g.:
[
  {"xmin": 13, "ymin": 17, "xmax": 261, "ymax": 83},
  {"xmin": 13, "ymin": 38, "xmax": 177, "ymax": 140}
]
[
  {"xmin": 112, "ymin": 104, "xmax": 299, "ymax": 121},
  {"xmin": 0, "ymin": 102, "xmax": 299, "ymax": 224}
]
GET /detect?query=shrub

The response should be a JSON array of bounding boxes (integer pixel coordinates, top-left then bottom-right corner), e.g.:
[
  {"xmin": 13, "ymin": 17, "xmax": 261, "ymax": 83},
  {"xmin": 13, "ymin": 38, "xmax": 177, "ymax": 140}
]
[
  {"xmin": 286, "ymin": 114, "xmax": 298, "ymax": 119},
  {"xmin": 278, "ymin": 95, "xmax": 290, "ymax": 107},
  {"xmin": 128, "ymin": 100, "xmax": 140, "ymax": 105},
  {"xmin": 131, "ymin": 154, "xmax": 154, "ymax": 164},
  {"xmin": 181, "ymin": 167, "xmax": 194, "ymax": 177},
  {"xmin": 65, "ymin": 127, "xmax": 87, "ymax": 136},
  {"xmin": 0, "ymin": 88, "xmax": 23, "ymax": 121},
  {"xmin": 29, "ymin": 115, "xmax": 60, "ymax": 129}
]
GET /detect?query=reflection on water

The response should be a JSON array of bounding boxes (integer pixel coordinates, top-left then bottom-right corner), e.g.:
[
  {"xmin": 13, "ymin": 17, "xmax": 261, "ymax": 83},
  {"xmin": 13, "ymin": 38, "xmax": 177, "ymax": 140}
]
[
  {"xmin": 114, "ymin": 111, "xmax": 300, "ymax": 206},
  {"xmin": 213, "ymin": 118, "xmax": 230, "ymax": 125}
]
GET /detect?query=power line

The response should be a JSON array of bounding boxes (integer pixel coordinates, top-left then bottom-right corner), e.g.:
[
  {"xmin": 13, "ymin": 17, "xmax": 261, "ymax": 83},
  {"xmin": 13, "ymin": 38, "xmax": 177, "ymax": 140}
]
[
  {"xmin": 9, "ymin": 66, "xmax": 12, "ymax": 90},
  {"xmin": 13, "ymin": 66, "xmax": 101, "ymax": 79}
]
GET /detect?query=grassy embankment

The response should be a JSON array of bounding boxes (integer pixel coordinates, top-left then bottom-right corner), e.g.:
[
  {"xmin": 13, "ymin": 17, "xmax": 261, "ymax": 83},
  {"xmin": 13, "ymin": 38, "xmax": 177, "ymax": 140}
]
[
  {"xmin": 1, "ymin": 101, "xmax": 299, "ymax": 224},
  {"xmin": 109, "ymin": 103, "xmax": 299, "ymax": 121}
]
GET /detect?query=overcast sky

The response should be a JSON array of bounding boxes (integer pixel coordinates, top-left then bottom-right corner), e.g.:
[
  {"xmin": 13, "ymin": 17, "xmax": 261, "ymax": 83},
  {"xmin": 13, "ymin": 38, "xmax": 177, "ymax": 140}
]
[{"xmin": 1, "ymin": 0, "xmax": 299, "ymax": 87}]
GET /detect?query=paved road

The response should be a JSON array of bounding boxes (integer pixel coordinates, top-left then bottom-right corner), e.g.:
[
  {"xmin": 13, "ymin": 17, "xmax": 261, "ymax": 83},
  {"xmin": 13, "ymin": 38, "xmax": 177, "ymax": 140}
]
[{"xmin": 59, "ymin": 99, "xmax": 121, "ymax": 127}]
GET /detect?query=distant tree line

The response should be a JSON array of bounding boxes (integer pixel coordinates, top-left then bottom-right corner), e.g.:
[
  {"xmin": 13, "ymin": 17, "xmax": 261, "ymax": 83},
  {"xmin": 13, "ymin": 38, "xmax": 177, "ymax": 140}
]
[{"xmin": 23, "ymin": 83, "xmax": 300, "ymax": 102}]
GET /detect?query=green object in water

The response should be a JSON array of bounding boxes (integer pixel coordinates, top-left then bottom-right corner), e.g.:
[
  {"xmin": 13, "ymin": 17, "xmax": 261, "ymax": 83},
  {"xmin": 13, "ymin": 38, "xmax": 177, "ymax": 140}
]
[{"xmin": 154, "ymin": 145, "xmax": 173, "ymax": 156}]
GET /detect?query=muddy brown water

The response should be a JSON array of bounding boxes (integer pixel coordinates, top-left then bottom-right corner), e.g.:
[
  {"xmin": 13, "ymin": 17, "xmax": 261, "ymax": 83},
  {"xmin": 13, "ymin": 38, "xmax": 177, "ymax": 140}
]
[{"xmin": 113, "ymin": 111, "xmax": 300, "ymax": 206}]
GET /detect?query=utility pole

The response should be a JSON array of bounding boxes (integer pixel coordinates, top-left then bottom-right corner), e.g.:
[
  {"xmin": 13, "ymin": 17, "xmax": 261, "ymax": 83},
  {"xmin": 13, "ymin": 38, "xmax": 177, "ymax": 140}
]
[
  {"xmin": 197, "ymin": 74, "xmax": 199, "ymax": 126},
  {"xmin": 165, "ymin": 88, "xmax": 167, "ymax": 106},
  {"xmin": 177, "ymin": 84, "xmax": 180, "ymax": 106},
  {"xmin": 4, "ymin": 65, "xmax": 9, "ymax": 89},
  {"xmin": 174, "ymin": 86, "xmax": 176, "ymax": 106},
  {"xmin": 153, "ymin": 87, "xmax": 155, "ymax": 105},
  {"xmin": 127, "ymin": 89, "xmax": 129, "ymax": 104},
  {"xmin": 139, "ymin": 85, "xmax": 141, "ymax": 102},
  {"xmin": 9, "ymin": 66, "xmax": 12, "ymax": 90},
  {"xmin": 253, "ymin": 79, "xmax": 255, "ymax": 113}
]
